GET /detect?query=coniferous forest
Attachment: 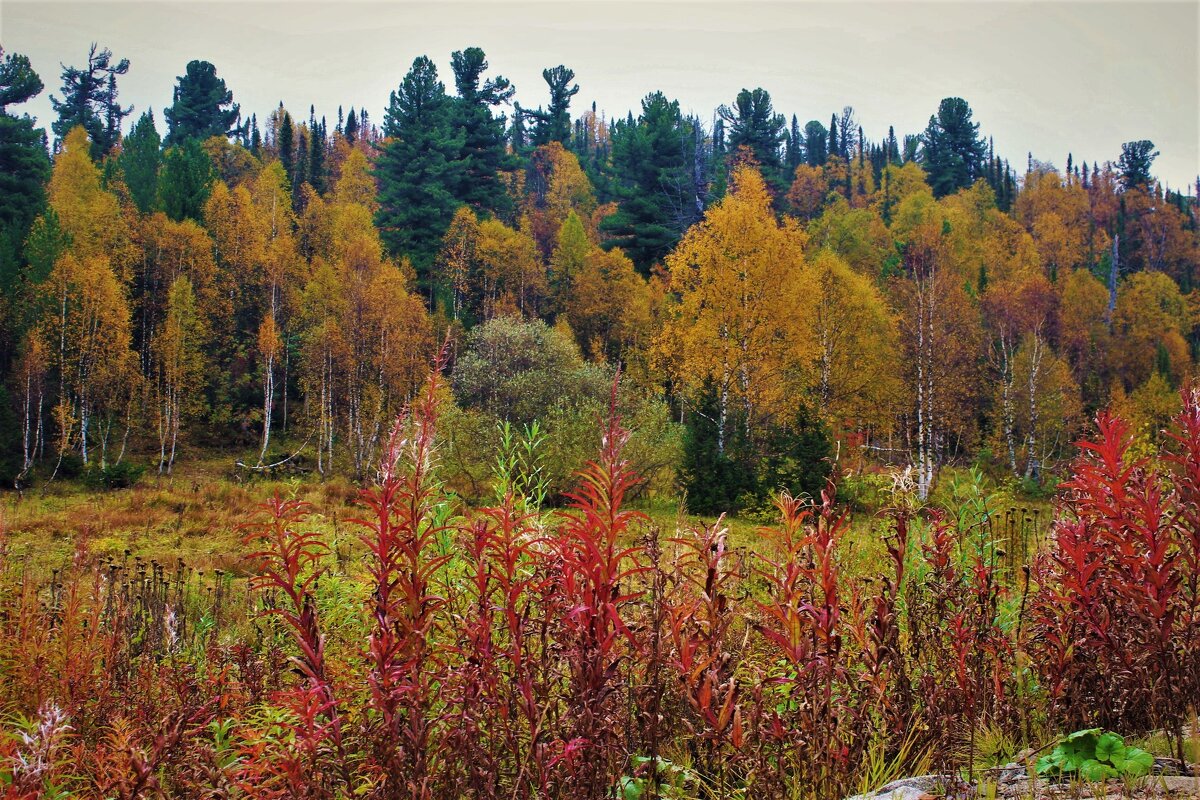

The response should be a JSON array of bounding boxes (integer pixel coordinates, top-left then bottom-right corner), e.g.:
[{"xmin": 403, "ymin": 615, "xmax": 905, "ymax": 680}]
[{"xmin": 0, "ymin": 29, "xmax": 1199, "ymax": 800}]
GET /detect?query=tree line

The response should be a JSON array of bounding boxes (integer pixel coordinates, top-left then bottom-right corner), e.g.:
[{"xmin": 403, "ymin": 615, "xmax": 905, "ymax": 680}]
[{"xmin": 0, "ymin": 42, "xmax": 1196, "ymax": 506}]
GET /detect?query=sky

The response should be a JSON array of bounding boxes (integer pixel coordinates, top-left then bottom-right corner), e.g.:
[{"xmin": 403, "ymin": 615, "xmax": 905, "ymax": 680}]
[{"xmin": 2, "ymin": 0, "xmax": 1198, "ymax": 190}]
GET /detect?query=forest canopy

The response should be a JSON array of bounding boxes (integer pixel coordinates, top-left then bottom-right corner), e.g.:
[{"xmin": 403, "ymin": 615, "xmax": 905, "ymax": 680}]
[{"xmin": 0, "ymin": 42, "xmax": 1197, "ymax": 506}]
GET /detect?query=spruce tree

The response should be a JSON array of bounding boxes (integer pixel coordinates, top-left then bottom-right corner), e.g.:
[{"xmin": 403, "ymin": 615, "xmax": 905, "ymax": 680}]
[
  {"xmin": 682, "ymin": 382, "xmax": 754, "ymax": 515},
  {"xmin": 119, "ymin": 110, "xmax": 162, "ymax": 213},
  {"xmin": 786, "ymin": 114, "xmax": 802, "ymax": 171},
  {"xmin": 309, "ymin": 115, "xmax": 326, "ymax": 194},
  {"xmin": 278, "ymin": 111, "xmax": 294, "ymax": 184},
  {"xmin": 375, "ymin": 55, "xmax": 465, "ymax": 284},
  {"xmin": 250, "ymin": 113, "xmax": 261, "ymax": 156},
  {"xmin": 759, "ymin": 403, "xmax": 833, "ymax": 503}
]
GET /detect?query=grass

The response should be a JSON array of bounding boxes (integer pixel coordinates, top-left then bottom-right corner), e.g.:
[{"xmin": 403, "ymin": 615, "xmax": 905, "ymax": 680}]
[
  {"xmin": 1, "ymin": 453, "xmax": 1055, "ymax": 596},
  {"xmin": 0, "ymin": 453, "xmax": 364, "ymax": 575}
]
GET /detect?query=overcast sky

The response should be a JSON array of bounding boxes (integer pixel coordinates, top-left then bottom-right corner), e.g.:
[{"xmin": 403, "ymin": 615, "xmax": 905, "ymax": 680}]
[{"xmin": 2, "ymin": 1, "xmax": 1197, "ymax": 190}]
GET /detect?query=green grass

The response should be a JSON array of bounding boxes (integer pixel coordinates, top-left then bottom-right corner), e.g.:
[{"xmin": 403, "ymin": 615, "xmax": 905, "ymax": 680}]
[{"xmin": 1, "ymin": 452, "xmax": 1055, "ymax": 591}]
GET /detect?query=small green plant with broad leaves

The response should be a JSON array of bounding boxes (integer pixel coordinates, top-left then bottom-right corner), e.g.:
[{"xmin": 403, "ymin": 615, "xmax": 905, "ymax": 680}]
[
  {"xmin": 614, "ymin": 756, "xmax": 697, "ymax": 799},
  {"xmin": 1036, "ymin": 729, "xmax": 1154, "ymax": 782}
]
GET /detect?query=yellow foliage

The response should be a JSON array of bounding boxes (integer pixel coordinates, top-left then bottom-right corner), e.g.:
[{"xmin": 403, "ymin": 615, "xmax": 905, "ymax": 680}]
[{"xmin": 658, "ymin": 164, "xmax": 813, "ymax": 428}]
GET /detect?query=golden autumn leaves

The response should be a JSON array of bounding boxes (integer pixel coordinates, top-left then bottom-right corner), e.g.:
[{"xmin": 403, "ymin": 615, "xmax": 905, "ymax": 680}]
[
  {"xmin": 656, "ymin": 165, "xmax": 899, "ymax": 448},
  {"xmin": 23, "ymin": 127, "xmax": 434, "ymax": 477}
]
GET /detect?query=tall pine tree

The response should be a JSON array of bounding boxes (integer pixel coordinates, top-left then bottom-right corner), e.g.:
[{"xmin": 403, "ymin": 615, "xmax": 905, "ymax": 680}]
[
  {"xmin": 49, "ymin": 43, "xmax": 131, "ymax": 159},
  {"xmin": 375, "ymin": 55, "xmax": 465, "ymax": 283},
  {"xmin": 163, "ymin": 60, "xmax": 240, "ymax": 145}
]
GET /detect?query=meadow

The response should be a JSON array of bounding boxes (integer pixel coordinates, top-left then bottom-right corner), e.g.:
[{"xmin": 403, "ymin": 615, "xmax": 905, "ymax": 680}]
[{"xmin": 1, "ymin": 368, "xmax": 1197, "ymax": 800}]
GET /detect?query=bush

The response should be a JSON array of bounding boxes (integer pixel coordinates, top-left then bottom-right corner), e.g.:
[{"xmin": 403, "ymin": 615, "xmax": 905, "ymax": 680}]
[
  {"xmin": 451, "ymin": 315, "xmax": 610, "ymax": 425},
  {"xmin": 84, "ymin": 460, "xmax": 145, "ymax": 489}
]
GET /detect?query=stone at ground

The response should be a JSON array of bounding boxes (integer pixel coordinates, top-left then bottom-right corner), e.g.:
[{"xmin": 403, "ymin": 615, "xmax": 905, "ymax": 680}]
[
  {"xmin": 844, "ymin": 775, "xmax": 971, "ymax": 800},
  {"xmin": 845, "ymin": 766, "xmax": 1200, "ymax": 800}
]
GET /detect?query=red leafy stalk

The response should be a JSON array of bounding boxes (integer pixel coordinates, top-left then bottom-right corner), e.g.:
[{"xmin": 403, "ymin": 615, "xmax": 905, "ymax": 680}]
[
  {"xmin": 241, "ymin": 495, "xmax": 348, "ymax": 797},
  {"xmin": 352, "ymin": 348, "xmax": 452, "ymax": 799},
  {"xmin": 554, "ymin": 376, "xmax": 649, "ymax": 798},
  {"xmin": 753, "ymin": 487, "xmax": 863, "ymax": 797},
  {"xmin": 666, "ymin": 518, "xmax": 743, "ymax": 789},
  {"xmin": 1029, "ymin": 402, "xmax": 1199, "ymax": 747}
]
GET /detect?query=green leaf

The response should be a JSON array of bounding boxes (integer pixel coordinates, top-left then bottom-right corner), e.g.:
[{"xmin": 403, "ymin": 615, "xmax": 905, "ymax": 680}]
[
  {"xmin": 1036, "ymin": 755, "xmax": 1058, "ymax": 775},
  {"xmin": 1095, "ymin": 732, "xmax": 1125, "ymax": 763},
  {"xmin": 1078, "ymin": 759, "xmax": 1118, "ymax": 782},
  {"xmin": 1066, "ymin": 728, "xmax": 1103, "ymax": 743},
  {"xmin": 1122, "ymin": 747, "xmax": 1154, "ymax": 778},
  {"xmin": 617, "ymin": 776, "xmax": 644, "ymax": 800}
]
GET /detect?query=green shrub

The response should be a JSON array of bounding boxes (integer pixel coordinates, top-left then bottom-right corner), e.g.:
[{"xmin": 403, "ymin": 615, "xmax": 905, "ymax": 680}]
[
  {"xmin": 1036, "ymin": 729, "xmax": 1155, "ymax": 782},
  {"xmin": 84, "ymin": 461, "xmax": 145, "ymax": 490}
]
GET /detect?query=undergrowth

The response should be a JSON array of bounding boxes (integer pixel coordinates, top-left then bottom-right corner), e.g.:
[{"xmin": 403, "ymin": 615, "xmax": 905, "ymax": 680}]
[{"xmin": 1, "ymin": 372, "xmax": 1199, "ymax": 798}]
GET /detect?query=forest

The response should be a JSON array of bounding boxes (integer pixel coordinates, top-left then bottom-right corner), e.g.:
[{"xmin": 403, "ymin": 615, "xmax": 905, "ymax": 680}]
[{"xmin": 0, "ymin": 39, "xmax": 1199, "ymax": 799}]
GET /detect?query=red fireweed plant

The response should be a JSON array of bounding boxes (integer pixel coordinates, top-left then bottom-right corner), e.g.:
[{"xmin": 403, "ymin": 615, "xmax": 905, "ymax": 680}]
[
  {"xmin": 351, "ymin": 348, "xmax": 454, "ymax": 800},
  {"xmin": 553, "ymin": 377, "xmax": 650, "ymax": 798}
]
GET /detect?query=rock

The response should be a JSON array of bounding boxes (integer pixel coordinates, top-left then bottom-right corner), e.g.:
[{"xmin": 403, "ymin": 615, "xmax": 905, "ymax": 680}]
[
  {"xmin": 1153, "ymin": 757, "xmax": 1195, "ymax": 777},
  {"xmin": 1153, "ymin": 775, "xmax": 1200, "ymax": 794},
  {"xmin": 845, "ymin": 774, "xmax": 972, "ymax": 799},
  {"xmin": 993, "ymin": 762, "xmax": 1029, "ymax": 785}
]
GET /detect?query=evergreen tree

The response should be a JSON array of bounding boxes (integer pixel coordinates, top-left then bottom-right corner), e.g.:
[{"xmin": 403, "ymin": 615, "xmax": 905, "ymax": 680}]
[
  {"xmin": 163, "ymin": 60, "xmax": 239, "ymax": 145},
  {"xmin": 278, "ymin": 111, "xmax": 294, "ymax": 184},
  {"xmin": 509, "ymin": 104, "xmax": 527, "ymax": 153},
  {"xmin": 803, "ymin": 119, "xmax": 827, "ymax": 166},
  {"xmin": 601, "ymin": 91, "xmax": 692, "ymax": 271},
  {"xmin": 344, "ymin": 107, "xmax": 358, "ymax": 142},
  {"xmin": 828, "ymin": 113, "xmax": 838, "ymax": 162},
  {"xmin": 919, "ymin": 96, "xmax": 988, "ymax": 197},
  {"xmin": 308, "ymin": 114, "xmax": 326, "ymax": 193},
  {"xmin": 448, "ymin": 46, "xmax": 517, "ymax": 216},
  {"xmin": 49, "ymin": 43, "xmax": 131, "ymax": 159},
  {"xmin": 158, "ymin": 138, "xmax": 214, "ymax": 222},
  {"xmin": 886, "ymin": 125, "xmax": 898, "ymax": 164},
  {"xmin": 119, "ymin": 110, "xmax": 161, "ymax": 213},
  {"xmin": 785, "ymin": 114, "xmax": 802, "ymax": 171},
  {"xmin": 709, "ymin": 115, "xmax": 727, "ymax": 198},
  {"xmin": 0, "ymin": 48, "xmax": 51, "ymax": 294},
  {"xmin": 1117, "ymin": 140, "xmax": 1158, "ymax": 190},
  {"xmin": 293, "ymin": 125, "xmax": 309, "ymax": 197},
  {"xmin": 839, "ymin": 106, "xmax": 857, "ymax": 158},
  {"xmin": 717, "ymin": 88, "xmax": 785, "ymax": 171},
  {"xmin": 526, "ymin": 65, "xmax": 579, "ymax": 146},
  {"xmin": 682, "ymin": 382, "xmax": 755, "ymax": 515},
  {"xmin": 759, "ymin": 402, "xmax": 833, "ymax": 502},
  {"xmin": 375, "ymin": 55, "xmax": 465, "ymax": 282},
  {"xmin": 249, "ymin": 113, "xmax": 261, "ymax": 155}
]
